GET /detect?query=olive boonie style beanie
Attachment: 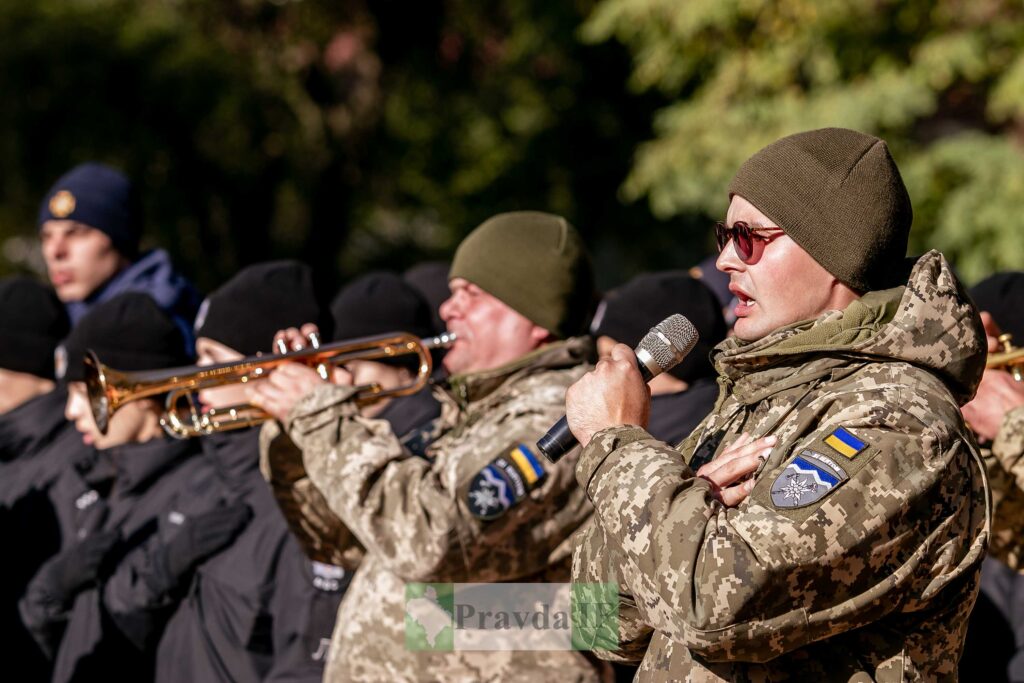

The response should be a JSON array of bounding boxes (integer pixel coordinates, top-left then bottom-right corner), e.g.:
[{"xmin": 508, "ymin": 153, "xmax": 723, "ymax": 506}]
[
  {"xmin": 449, "ymin": 211, "xmax": 595, "ymax": 338},
  {"xmin": 728, "ymin": 128, "xmax": 912, "ymax": 292}
]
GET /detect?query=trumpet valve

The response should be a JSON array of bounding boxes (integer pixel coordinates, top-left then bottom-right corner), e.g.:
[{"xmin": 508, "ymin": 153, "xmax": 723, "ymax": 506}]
[{"xmin": 1000, "ymin": 333, "xmax": 1015, "ymax": 353}]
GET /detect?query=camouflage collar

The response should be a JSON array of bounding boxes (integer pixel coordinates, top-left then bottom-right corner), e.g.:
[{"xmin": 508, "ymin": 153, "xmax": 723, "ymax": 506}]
[
  {"xmin": 711, "ymin": 251, "xmax": 985, "ymax": 405},
  {"xmin": 442, "ymin": 336, "xmax": 596, "ymax": 408}
]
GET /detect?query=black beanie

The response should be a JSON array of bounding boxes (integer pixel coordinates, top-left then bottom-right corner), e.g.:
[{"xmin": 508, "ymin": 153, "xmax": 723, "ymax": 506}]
[
  {"xmin": 38, "ymin": 162, "xmax": 142, "ymax": 259},
  {"xmin": 404, "ymin": 261, "xmax": 451, "ymax": 335},
  {"xmin": 728, "ymin": 128, "xmax": 912, "ymax": 292},
  {"xmin": 60, "ymin": 292, "xmax": 190, "ymax": 382},
  {"xmin": 0, "ymin": 277, "xmax": 69, "ymax": 379},
  {"xmin": 591, "ymin": 271, "xmax": 727, "ymax": 383},
  {"xmin": 194, "ymin": 261, "xmax": 324, "ymax": 356},
  {"xmin": 970, "ymin": 272, "xmax": 1024, "ymax": 343},
  {"xmin": 332, "ymin": 271, "xmax": 436, "ymax": 342}
]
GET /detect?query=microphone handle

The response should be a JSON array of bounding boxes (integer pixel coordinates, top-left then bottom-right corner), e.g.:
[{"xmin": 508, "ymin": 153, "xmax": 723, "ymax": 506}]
[{"xmin": 537, "ymin": 353, "xmax": 656, "ymax": 464}]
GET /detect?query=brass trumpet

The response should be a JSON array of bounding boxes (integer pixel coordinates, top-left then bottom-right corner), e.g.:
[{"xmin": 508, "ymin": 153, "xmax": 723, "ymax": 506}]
[
  {"xmin": 987, "ymin": 333, "xmax": 1024, "ymax": 382},
  {"xmin": 84, "ymin": 331, "xmax": 456, "ymax": 439}
]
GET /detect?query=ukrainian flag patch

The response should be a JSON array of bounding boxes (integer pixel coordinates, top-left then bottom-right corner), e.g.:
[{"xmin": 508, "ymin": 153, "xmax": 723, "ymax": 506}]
[
  {"xmin": 824, "ymin": 427, "xmax": 866, "ymax": 459},
  {"xmin": 508, "ymin": 444, "xmax": 545, "ymax": 486}
]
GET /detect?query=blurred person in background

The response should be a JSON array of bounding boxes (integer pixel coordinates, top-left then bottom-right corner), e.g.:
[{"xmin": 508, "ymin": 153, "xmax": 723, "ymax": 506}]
[
  {"xmin": 404, "ymin": 259, "xmax": 451, "ymax": 337},
  {"xmin": 590, "ymin": 271, "xmax": 726, "ymax": 445},
  {"xmin": 154, "ymin": 260, "xmax": 345, "ymax": 683},
  {"xmin": 20, "ymin": 293, "xmax": 244, "ymax": 683},
  {"xmin": 0, "ymin": 277, "xmax": 71, "ymax": 682},
  {"xmin": 38, "ymin": 162, "xmax": 202, "ymax": 352},
  {"xmin": 689, "ymin": 253, "xmax": 737, "ymax": 329},
  {"xmin": 960, "ymin": 271, "xmax": 1024, "ymax": 682},
  {"xmin": 0, "ymin": 277, "xmax": 70, "ymax": 449}
]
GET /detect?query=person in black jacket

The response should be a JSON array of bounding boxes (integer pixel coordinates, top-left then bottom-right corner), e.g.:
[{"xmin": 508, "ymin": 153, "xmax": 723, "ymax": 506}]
[
  {"xmin": 155, "ymin": 261, "xmax": 346, "ymax": 683},
  {"xmin": 0, "ymin": 277, "xmax": 71, "ymax": 682},
  {"xmin": 590, "ymin": 270, "xmax": 727, "ymax": 446},
  {"xmin": 0, "ymin": 277, "xmax": 69, "ymax": 438},
  {"xmin": 19, "ymin": 293, "xmax": 249, "ymax": 683}
]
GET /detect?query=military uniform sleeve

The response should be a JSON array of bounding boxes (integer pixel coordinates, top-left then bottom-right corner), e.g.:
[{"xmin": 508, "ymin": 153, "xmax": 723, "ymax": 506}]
[
  {"xmin": 287, "ymin": 381, "xmax": 591, "ymax": 582},
  {"xmin": 992, "ymin": 405, "xmax": 1024, "ymax": 492},
  {"xmin": 577, "ymin": 391, "xmax": 987, "ymax": 663},
  {"xmin": 259, "ymin": 418, "xmax": 365, "ymax": 569},
  {"xmin": 572, "ymin": 519, "xmax": 652, "ymax": 664}
]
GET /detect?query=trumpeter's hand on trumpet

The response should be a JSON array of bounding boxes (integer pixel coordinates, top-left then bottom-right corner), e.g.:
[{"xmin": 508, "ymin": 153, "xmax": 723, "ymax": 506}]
[
  {"xmin": 252, "ymin": 322, "xmax": 450, "ymax": 423},
  {"xmin": 247, "ymin": 323, "xmax": 347, "ymax": 422},
  {"xmin": 963, "ymin": 311, "xmax": 1024, "ymax": 441}
]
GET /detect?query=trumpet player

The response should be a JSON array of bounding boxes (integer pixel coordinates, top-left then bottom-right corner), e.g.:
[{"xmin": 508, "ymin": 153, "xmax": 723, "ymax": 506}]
[{"xmin": 251, "ymin": 212, "xmax": 607, "ymax": 682}]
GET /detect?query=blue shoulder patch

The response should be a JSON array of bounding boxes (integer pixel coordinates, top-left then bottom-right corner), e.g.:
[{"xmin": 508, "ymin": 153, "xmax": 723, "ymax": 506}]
[{"xmin": 466, "ymin": 443, "xmax": 547, "ymax": 520}]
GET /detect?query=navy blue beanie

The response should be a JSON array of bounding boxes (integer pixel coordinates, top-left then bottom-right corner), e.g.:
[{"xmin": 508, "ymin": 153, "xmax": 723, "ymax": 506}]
[{"xmin": 38, "ymin": 162, "xmax": 142, "ymax": 258}]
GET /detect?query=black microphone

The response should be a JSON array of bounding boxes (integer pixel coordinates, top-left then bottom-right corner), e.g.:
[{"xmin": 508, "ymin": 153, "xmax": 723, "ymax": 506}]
[{"xmin": 536, "ymin": 314, "xmax": 699, "ymax": 464}]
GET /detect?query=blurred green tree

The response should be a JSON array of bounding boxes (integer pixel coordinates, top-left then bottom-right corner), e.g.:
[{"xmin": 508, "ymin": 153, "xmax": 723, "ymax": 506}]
[
  {"xmin": 583, "ymin": 0, "xmax": 1024, "ymax": 282},
  {"xmin": 0, "ymin": 0, "xmax": 690, "ymax": 296}
]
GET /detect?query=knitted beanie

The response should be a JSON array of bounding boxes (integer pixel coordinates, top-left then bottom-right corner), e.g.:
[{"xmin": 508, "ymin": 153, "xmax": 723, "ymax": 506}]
[
  {"xmin": 194, "ymin": 260, "xmax": 325, "ymax": 356},
  {"xmin": 38, "ymin": 162, "xmax": 143, "ymax": 259},
  {"xmin": 449, "ymin": 211, "xmax": 595, "ymax": 338},
  {"xmin": 0, "ymin": 277, "xmax": 69, "ymax": 379},
  {"xmin": 60, "ymin": 292, "xmax": 190, "ymax": 382},
  {"xmin": 728, "ymin": 128, "xmax": 912, "ymax": 292}
]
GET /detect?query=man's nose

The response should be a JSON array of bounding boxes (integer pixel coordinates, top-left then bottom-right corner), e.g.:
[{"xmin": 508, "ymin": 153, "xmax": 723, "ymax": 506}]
[
  {"xmin": 439, "ymin": 296, "xmax": 458, "ymax": 321},
  {"xmin": 715, "ymin": 240, "xmax": 743, "ymax": 274},
  {"xmin": 44, "ymin": 235, "xmax": 67, "ymax": 260}
]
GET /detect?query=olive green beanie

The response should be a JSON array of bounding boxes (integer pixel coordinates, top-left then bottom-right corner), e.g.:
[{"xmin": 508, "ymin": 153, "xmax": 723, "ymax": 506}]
[
  {"xmin": 728, "ymin": 128, "xmax": 912, "ymax": 292},
  {"xmin": 449, "ymin": 211, "xmax": 595, "ymax": 338}
]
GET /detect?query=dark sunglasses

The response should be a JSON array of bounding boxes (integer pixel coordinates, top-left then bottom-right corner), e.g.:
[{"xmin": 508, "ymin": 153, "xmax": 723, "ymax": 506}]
[{"xmin": 714, "ymin": 220, "xmax": 785, "ymax": 262}]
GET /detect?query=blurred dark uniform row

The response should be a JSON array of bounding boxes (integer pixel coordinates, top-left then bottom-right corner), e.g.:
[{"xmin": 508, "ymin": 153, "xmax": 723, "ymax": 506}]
[{"xmin": 1, "ymin": 163, "xmax": 729, "ymax": 682}]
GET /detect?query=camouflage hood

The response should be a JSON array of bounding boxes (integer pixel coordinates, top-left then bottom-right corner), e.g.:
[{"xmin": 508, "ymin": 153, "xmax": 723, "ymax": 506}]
[{"xmin": 714, "ymin": 250, "xmax": 985, "ymax": 406}]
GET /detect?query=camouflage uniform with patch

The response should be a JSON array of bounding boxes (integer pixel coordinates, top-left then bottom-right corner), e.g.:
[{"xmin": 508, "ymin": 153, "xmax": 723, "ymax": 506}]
[
  {"xmin": 573, "ymin": 251, "xmax": 990, "ymax": 681},
  {"xmin": 261, "ymin": 337, "xmax": 607, "ymax": 682}
]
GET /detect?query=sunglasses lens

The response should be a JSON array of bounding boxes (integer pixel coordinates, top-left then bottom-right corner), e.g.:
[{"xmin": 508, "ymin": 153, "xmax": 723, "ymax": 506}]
[
  {"xmin": 715, "ymin": 223, "xmax": 728, "ymax": 251},
  {"xmin": 734, "ymin": 224, "xmax": 753, "ymax": 260}
]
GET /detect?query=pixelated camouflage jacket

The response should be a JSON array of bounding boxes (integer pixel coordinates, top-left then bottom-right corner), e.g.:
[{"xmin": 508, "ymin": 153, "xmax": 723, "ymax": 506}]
[
  {"xmin": 985, "ymin": 406, "xmax": 1024, "ymax": 571},
  {"xmin": 573, "ymin": 250, "xmax": 991, "ymax": 682},
  {"xmin": 261, "ymin": 337, "xmax": 609, "ymax": 683}
]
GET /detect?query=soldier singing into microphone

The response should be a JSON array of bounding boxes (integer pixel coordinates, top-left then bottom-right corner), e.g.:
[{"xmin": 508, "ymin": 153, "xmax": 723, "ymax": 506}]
[{"xmin": 565, "ymin": 128, "xmax": 989, "ymax": 681}]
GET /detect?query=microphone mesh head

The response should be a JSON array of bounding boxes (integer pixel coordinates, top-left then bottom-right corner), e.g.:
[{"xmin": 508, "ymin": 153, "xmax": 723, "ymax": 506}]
[{"xmin": 638, "ymin": 314, "xmax": 700, "ymax": 373}]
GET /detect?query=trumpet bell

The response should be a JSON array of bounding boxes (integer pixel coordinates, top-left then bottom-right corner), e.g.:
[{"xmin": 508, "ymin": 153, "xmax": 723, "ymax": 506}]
[{"xmin": 84, "ymin": 351, "xmax": 113, "ymax": 435}]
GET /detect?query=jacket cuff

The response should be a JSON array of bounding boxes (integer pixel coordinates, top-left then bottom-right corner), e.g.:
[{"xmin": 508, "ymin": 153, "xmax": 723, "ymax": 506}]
[
  {"xmin": 284, "ymin": 383, "xmax": 361, "ymax": 448},
  {"xmin": 993, "ymin": 406, "xmax": 1024, "ymax": 480},
  {"xmin": 576, "ymin": 424, "xmax": 653, "ymax": 493}
]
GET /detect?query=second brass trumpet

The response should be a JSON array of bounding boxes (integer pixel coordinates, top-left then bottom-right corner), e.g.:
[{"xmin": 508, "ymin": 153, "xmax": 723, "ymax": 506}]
[{"xmin": 84, "ymin": 331, "xmax": 456, "ymax": 439}]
